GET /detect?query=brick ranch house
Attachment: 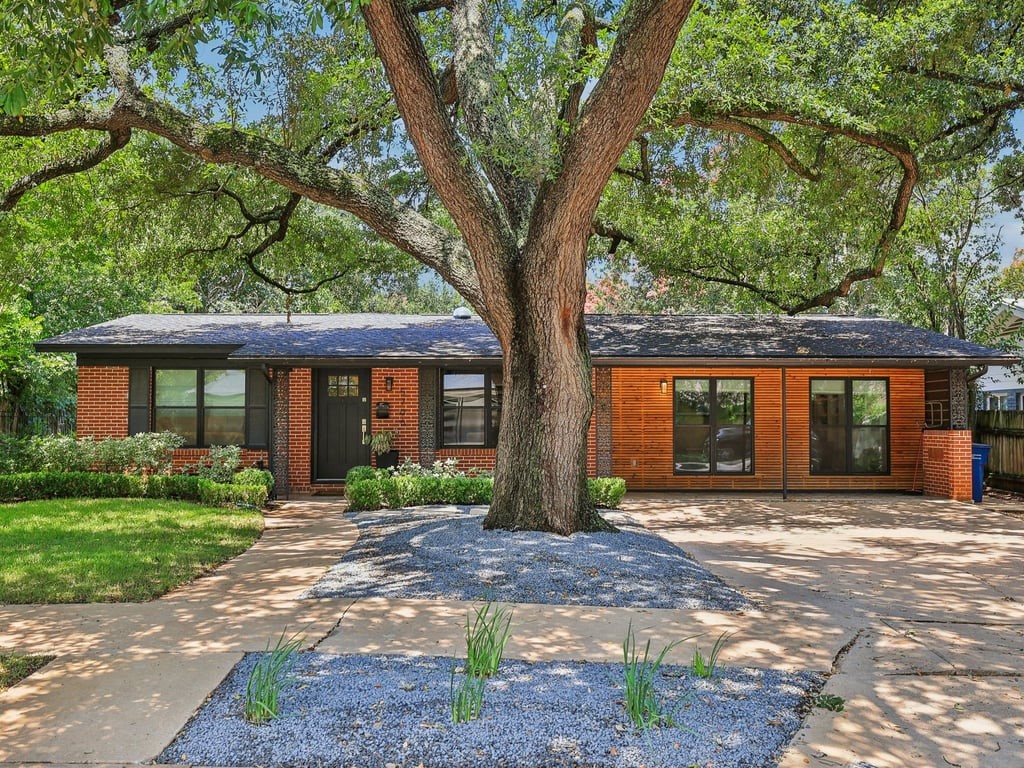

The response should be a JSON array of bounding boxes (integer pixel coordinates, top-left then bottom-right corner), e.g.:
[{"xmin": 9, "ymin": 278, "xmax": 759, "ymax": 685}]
[{"xmin": 36, "ymin": 312, "xmax": 1014, "ymax": 501}]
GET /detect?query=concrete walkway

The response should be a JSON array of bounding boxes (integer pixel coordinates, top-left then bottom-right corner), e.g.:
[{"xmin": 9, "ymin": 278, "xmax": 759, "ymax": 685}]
[{"xmin": 0, "ymin": 494, "xmax": 1021, "ymax": 768}]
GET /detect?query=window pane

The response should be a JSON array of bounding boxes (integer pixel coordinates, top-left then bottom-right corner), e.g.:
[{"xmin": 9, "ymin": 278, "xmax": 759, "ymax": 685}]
[
  {"xmin": 812, "ymin": 426, "xmax": 847, "ymax": 473},
  {"xmin": 853, "ymin": 426, "xmax": 888, "ymax": 473},
  {"xmin": 674, "ymin": 379, "xmax": 710, "ymax": 426},
  {"xmin": 155, "ymin": 408, "xmax": 197, "ymax": 445},
  {"xmin": 811, "ymin": 379, "xmax": 845, "ymax": 396},
  {"xmin": 204, "ymin": 370, "xmax": 245, "ymax": 407},
  {"xmin": 852, "ymin": 380, "xmax": 888, "ymax": 425},
  {"xmin": 674, "ymin": 426, "xmax": 711, "ymax": 473},
  {"xmin": 204, "ymin": 408, "xmax": 246, "ymax": 445},
  {"xmin": 490, "ymin": 371, "xmax": 503, "ymax": 439},
  {"xmin": 155, "ymin": 370, "xmax": 197, "ymax": 407},
  {"xmin": 443, "ymin": 372, "xmax": 486, "ymax": 446},
  {"xmin": 716, "ymin": 379, "xmax": 752, "ymax": 425},
  {"xmin": 715, "ymin": 426, "xmax": 752, "ymax": 472}
]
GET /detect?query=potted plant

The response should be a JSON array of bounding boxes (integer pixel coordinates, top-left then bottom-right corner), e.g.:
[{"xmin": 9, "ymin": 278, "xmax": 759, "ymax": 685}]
[{"xmin": 363, "ymin": 429, "xmax": 399, "ymax": 469}]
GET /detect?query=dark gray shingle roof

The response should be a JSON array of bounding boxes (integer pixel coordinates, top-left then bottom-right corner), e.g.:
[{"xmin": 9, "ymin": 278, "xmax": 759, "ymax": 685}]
[{"xmin": 35, "ymin": 312, "xmax": 1015, "ymax": 366}]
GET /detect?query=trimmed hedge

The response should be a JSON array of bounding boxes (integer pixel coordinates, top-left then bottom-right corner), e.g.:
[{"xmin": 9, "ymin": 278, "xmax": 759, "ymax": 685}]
[
  {"xmin": 0, "ymin": 471, "xmax": 268, "ymax": 507},
  {"xmin": 233, "ymin": 468, "xmax": 274, "ymax": 491},
  {"xmin": 344, "ymin": 467, "xmax": 626, "ymax": 513},
  {"xmin": 0, "ymin": 472, "xmax": 145, "ymax": 501}
]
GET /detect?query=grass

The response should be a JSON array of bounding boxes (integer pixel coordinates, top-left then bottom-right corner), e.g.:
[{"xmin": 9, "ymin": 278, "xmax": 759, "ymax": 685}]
[
  {"xmin": 0, "ymin": 498, "xmax": 263, "ymax": 603},
  {"xmin": 0, "ymin": 652, "xmax": 53, "ymax": 692},
  {"xmin": 245, "ymin": 630, "xmax": 305, "ymax": 724},
  {"xmin": 691, "ymin": 631, "xmax": 732, "ymax": 679},
  {"xmin": 449, "ymin": 667, "xmax": 486, "ymax": 723},
  {"xmin": 464, "ymin": 601, "xmax": 513, "ymax": 678},
  {"xmin": 622, "ymin": 622, "xmax": 693, "ymax": 731}
]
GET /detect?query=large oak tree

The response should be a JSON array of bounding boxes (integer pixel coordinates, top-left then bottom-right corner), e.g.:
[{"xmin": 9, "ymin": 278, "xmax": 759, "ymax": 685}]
[{"xmin": 1, "ymin": 0, "xmax": 1021, "ymax": 533}]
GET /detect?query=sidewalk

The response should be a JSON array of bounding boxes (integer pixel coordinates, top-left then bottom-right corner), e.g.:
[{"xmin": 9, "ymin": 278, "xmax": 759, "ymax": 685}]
[{"xmin": 1, "ymin": 495, "xmax": 1022, "ymax": 767}]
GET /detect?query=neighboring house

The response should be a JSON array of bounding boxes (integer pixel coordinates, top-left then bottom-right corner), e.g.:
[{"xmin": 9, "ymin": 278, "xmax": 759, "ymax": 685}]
[
  {"xmin": 35, "ymin": 312, "xmax": 1015, "ymax": 502},
  {"xmin": 975, "ymin": 300, "xmax": 1024, "ymax": 410}
]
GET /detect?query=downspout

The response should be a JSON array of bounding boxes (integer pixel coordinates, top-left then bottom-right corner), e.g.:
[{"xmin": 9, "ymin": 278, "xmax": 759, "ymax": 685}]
[{"xmin": 781, "ymin": 366, "xmax": 788, "ymax": 500}]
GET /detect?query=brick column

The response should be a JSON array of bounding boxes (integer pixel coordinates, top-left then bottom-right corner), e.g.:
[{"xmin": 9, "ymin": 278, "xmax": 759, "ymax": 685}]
[{"xmin": 921, "ymin": 429, "xmax": 973, "ymax": 501}]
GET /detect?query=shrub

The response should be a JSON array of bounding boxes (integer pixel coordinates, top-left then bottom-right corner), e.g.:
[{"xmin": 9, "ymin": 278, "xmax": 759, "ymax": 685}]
[
  {"xmin": 0, "ymin": 432, "xmax": 185, "ymax": 475},
  {"xmin": 188, "ymin": 445, "xmax": 242, "ymax": 483},
  {"xmin": 345, "ymin": 477, "xmax": 385, "ymax": 511},
  {"xmin": 588, "ymin": 477, "xmax": 627, "ymax": 508},
  {"xmin": 345, "ymin": 465, "xmax": 378, "ymax": 484},
  {"xmin": 24, "ymin": 435, "xmax": 93, "ymax": 472},
  {"xmin": 198, "ymin": 479, "xmax": 269, "ymax": 508},
  {"xmin": 0, "ymin": 472, "xmax": 145, "ymax": 502},
  {"xmin": 234, "ymin": 468, "xmax": 274, "ymax": 491},
  {"xmin": 145, "ymin": 474, "xmax": 204, "ymax": 502},
  {"xmin": 0, "ymin": 434, "xmax": 27, "ymax": 474}
]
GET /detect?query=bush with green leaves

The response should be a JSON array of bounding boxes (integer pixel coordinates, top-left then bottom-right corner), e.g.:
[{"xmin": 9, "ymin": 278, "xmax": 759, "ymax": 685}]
[
  {"xmin": 234, "ymin": 467, "xmax": 274, "ymax": 491},
  {"xmin": 145, "ymin": 473, "xmax": 204, "ymax": 502},
  {"xmin": 187, "ymin": 445, "xmax": 242, "ymax": 483},
  {"xmin": 197, "ymin": 479, "xmax": 269, "ymax": 508},
  {"xmin": 0, "ymin": 472, "xmax": 145, "ymax": 502},
  {"xmin": 344, "ymin": 464, "xmax": 378, "ymax": 484},
  {"xmin": 0, "ymin": 432, "xmax": 185, "ymax": 475},
  {"xmin": 345, "ymin": 475, "xmax": 493, "ymax": 511},
  {"xmin": 588, "ymin": 477, "xmax": 628, "ymax": 508}
]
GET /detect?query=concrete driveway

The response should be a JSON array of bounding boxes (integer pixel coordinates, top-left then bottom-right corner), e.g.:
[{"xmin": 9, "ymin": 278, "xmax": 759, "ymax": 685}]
[{"xmin": 622, "ymin": 493, "xmax": 1024, "ymax": 768}]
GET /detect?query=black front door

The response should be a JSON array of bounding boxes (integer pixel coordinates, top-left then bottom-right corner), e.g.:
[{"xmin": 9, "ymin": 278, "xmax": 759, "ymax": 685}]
[{"xmin": 315, "ymin": 369, "xmax": 371, "ymax": 481}]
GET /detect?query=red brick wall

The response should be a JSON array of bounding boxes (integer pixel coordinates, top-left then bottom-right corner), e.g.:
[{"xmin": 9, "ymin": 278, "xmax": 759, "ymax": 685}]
[
  {"xmin": 371, "ymin": 367, "xmax": 419, "ymax": 465},
  {"xmin": 77, "ymin": 366, "xmax": 130, "ymax": 438},
  {"xmin": 921, "ymin": 429, "xmax": 973, "ymax": 501},
  {"xmin": 288, "ymin": 368, "xmax": 313, "ymax": 493}
]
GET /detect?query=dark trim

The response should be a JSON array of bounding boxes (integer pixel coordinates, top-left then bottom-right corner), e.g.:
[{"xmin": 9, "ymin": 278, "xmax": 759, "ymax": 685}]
[
  {"xmin": 809, "ymin": 377, "xmax": 891, "ymax": 476},
  {"xmin": 672, "ymin": 376, "xmax": 755, "ymax": 476}
]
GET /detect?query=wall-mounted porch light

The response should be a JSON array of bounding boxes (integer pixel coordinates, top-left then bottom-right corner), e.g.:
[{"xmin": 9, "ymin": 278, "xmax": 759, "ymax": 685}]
[
  {"xmin": 385, "ymin": 376, "xmax": 394, "ymax": 391},
  {"xmin": 660, "ymin": 378, "xmax": 668, "ymax": 394}
]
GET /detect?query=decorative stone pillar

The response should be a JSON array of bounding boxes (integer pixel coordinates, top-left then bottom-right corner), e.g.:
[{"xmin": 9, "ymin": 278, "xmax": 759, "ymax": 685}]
[
  {"xmin": 594, "ymin": 367, "xmax": 613, "ymax": 477},
  {"xmin": 270, "ymin": 368, "xmax": 290, "ymax": 499},
  {"xmin": 950, "ymin": 368, "xmax": 969, "ymax": 430},
  {"xmin": 418, "ymin": 368, "xmax": 438, "ymax": 467}
]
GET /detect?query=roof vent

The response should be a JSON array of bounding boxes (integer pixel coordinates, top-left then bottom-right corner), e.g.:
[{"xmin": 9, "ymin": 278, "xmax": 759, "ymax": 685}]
[{"xmin": 452, "ymin": 306, "xmax": 472, "ymax": 320}]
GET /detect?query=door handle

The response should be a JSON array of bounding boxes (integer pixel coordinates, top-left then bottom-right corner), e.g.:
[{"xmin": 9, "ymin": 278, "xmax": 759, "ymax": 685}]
[{"xmin": 361, "ymin": 419, "xmax": 368, "ymax": 436}]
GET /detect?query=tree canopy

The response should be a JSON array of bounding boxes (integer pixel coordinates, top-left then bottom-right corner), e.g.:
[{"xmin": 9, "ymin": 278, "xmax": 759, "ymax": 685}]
[{"xmin": 1, "ymin": 0, "xmax": 1022, "ymax": 530}]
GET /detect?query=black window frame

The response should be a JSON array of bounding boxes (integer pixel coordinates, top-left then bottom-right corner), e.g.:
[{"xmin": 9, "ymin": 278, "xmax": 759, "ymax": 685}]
[
  {"xmin": 672, "ymin": 376, "xmax": 755, "ymax": 476},
  {"xmin": 141, "ymin": 366, "xmax": 269, "ymax": 449},
  {"xmin": 438, "ymin": 368, "xmax": 502, "ymax": 448},
  {"xmin": 809, "ymin": 377, "xmax": 890, "ymax": 476}
]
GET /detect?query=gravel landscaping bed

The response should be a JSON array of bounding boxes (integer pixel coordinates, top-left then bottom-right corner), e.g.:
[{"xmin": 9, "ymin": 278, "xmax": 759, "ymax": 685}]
[
  {"xmin": 160, "ymin": 652, "xmax": 822, "ymax": 768},
  {"xmin": 305, "ymin": 508, "xmax": 751, "ymax": 609}
]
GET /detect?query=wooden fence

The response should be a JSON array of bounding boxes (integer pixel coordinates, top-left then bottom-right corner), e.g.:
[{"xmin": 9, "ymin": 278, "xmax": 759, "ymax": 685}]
[{"xmin": 974, "ymin": 410, "xmax": 1024, "ymax": 491}]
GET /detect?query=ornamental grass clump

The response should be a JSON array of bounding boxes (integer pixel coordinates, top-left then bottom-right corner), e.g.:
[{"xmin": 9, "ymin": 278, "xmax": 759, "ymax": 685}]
[
  {"xmin": 465, "ymin": 601, "xmax": 513, "ymax": 678},
  {"xmin": 622, "ymin": 623, "xmax": 691, "ymax": 731},
  {"xmin": 245, "ymin": 630, "xmax": 304, "ymax": 725},
  {"xmin": 449, "ymin": 667, "xmax": 486, "ymax": 724},
  {"xmin": 691, "ymin": 631, "xmax": 732, "ymax": 680}
]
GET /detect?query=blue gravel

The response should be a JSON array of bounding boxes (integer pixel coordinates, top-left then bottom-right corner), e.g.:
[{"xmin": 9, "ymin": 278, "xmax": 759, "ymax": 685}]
[
  {"xmin": 305, "ymin": 508, "xmax": 751, "ymax": 609},
  {"xmin": 160, "ymin": 653, "xmax": 822, "ymax": 768}
]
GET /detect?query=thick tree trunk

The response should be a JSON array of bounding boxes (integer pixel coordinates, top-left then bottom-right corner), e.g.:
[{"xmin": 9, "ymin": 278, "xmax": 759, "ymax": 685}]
[{"xmin": 483, "ymin": 229, "xmax": 612, "ymax": 535}]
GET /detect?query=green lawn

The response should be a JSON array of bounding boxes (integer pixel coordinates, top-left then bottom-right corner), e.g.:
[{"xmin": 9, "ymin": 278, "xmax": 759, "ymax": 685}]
[
  {"xmin": 0, "ymin": 652, "xmax": 53, "ymax": 692},
  {"xmin": 0, "ymin": 498, "xmax": 264, "ymax": 604}
]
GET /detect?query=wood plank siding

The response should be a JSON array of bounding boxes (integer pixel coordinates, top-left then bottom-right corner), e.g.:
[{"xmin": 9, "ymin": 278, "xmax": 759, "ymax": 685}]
[{"xmin": 611, "ymin": 367, "xmax": 925, "ymax": 492}]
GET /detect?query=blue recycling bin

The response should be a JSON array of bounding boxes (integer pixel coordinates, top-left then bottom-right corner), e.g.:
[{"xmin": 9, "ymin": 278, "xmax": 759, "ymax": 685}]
[{"xmin": 971, "ymin": 443, "xmax": 991, "ymax": 503}]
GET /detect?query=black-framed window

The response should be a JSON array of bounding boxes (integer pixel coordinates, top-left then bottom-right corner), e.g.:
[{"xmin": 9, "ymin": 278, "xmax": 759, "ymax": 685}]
[
  {"xmin": 810, "ymin": 378, "xmax": 889, "ymax": 475},
  {"xmin": 144, "ymin": 367, "xmax": 268, "ymax": 448},
  {"xmin": 440, "ymin": 369, "xmax": 502, "ymax": 447},
  {"xmin": 673, "ymin": 377, "xmax": 754, "ymax": 474}
]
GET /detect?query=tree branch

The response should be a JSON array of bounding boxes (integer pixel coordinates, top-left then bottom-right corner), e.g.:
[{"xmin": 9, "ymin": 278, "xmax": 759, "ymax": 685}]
[
  {"xmin": 1, "ymin": 128, "xmax": 130, "ymax": 211},
  {"xmin": 592, "ymin": 219, "xmax": 635, "ymax": 254},
  {"xmin": 361, "ymin": 0, "xmax": 511, "ymax": 327},
  {"xmin": 545, "ymin": 0, "xmax": 695, "ymax": 225}
]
